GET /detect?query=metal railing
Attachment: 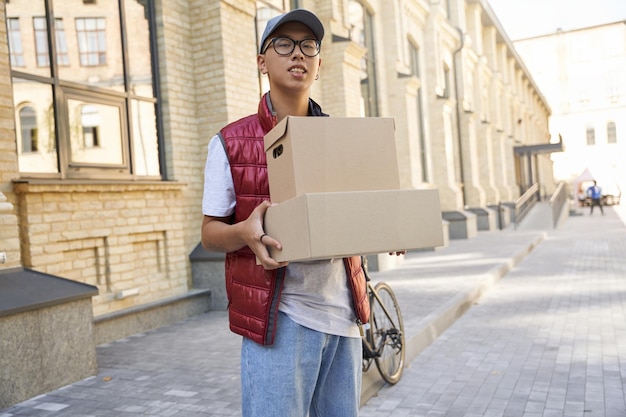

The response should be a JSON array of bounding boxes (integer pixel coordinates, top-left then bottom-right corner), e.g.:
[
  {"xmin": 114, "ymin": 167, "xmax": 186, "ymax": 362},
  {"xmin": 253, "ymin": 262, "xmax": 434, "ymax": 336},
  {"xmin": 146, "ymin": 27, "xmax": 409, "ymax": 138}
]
[
  {"xmin": 514, "ymin": 183, "xmax": 540, "ymax": 229},
  {"xmin": 549, "ymin": 181, "xmax": 568, "ymax": 228}
]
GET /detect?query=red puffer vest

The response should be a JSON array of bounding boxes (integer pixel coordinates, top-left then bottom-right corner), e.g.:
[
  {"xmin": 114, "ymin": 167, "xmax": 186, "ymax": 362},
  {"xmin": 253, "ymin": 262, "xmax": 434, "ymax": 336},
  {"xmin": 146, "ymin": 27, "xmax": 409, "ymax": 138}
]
[{"xmin": 219, "ymin": 93, "xmax": 370, "ymax": 345}]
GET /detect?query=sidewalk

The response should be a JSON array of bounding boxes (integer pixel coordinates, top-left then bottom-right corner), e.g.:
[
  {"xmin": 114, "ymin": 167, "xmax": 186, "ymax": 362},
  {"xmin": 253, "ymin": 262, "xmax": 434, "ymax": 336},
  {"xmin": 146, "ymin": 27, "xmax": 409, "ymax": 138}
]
[
  {"xmin": 361, "ymin": 204, "xmax": 626, "ymax": 416},
  {"xmin": 2, "ymin": 204, "xmax": 624, "ymax": 416}
]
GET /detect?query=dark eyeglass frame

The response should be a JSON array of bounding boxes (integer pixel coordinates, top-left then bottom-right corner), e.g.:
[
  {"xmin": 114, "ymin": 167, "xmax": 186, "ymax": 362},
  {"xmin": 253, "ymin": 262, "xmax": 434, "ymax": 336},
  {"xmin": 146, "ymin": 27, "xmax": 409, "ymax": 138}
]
[{"xmin": 261, "ymin": 37, "xmax": 321, "ymax": 57}]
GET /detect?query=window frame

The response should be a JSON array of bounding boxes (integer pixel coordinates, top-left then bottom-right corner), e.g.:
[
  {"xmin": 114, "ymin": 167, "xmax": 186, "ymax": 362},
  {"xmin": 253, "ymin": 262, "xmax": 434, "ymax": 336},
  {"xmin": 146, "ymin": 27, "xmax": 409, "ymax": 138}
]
[
  {"xmin": 61, "ymin": 87, "xmax": 129, "ymax": 177},
  {"xmin": 76, "ymin": 17, "xmax": 107, "ymax": 67},
  {"xmin": 6, "ymin": 0, "xmax": 165, "ymax": 181}
]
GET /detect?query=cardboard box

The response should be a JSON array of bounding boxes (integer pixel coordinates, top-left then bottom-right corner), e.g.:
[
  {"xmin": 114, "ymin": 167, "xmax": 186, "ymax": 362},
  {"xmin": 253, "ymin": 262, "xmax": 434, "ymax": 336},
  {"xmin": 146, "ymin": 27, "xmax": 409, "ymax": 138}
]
[
  {"xmin": 264, "ymin": 117, "xmax": 400, "ymax": 203},
  {"xmin": 263, "ymin": 189, "xmax": 444, "ymax": 262}
]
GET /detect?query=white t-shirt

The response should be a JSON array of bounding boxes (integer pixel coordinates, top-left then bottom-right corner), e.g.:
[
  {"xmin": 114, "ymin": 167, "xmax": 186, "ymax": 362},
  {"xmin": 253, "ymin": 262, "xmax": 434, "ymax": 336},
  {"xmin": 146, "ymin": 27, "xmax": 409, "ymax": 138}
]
[{"xmin": 202, "ymin": 135, "xmax": 360, "ymax": 338}]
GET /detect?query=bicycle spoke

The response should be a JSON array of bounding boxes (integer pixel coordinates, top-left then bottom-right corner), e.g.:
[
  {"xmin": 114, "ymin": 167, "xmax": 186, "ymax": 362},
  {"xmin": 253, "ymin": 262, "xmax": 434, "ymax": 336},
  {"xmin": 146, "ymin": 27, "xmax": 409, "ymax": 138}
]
[{"xmin": 370, "ymin": 282, "xmax": 405, "ymax": 384}]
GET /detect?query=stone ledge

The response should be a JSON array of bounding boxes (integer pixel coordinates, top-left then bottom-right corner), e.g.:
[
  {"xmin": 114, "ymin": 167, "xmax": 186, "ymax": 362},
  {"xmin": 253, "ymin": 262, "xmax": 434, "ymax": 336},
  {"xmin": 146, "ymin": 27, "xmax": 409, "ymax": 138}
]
[
  {"xmin": 94, "ymin": 289, "xmax": 211, "ymax": 345},
  {"xmin": 0, "ymin": 268, "xmax": 98, "ymax": 410},
  {"xmin": 12, "ymin": 179, "xmax": 186, "ymax": 194},
  {"xmin": 0, "ymin": 267, "xmax": 98, "ymax": 318}
]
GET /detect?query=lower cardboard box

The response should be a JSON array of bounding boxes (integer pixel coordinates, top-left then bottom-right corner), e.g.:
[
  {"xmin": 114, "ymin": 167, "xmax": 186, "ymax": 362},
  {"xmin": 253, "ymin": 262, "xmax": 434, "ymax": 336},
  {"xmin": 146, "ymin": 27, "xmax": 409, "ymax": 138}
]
[{"xmin": 263, "ymin": 189, "xmax": 444, "ymax": 262}]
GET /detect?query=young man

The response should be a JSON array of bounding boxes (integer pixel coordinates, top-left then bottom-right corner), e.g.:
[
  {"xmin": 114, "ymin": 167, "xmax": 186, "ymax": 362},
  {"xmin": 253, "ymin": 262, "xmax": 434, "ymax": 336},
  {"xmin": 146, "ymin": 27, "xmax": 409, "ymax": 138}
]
[
  {"xmin": 201, "ymin": 9, "xmax": 370, "ymax": 417},
  {"xmin": 586, "ymin": 180, "xmax": 604, "ymax": 215}
]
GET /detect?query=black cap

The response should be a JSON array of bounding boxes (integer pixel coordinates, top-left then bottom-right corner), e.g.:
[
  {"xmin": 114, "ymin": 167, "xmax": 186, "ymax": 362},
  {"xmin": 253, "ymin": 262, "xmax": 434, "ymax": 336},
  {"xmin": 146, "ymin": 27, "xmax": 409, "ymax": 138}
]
[{"xmin": 259, "ymin": 9, "xmax": 324, "ymax": 53}]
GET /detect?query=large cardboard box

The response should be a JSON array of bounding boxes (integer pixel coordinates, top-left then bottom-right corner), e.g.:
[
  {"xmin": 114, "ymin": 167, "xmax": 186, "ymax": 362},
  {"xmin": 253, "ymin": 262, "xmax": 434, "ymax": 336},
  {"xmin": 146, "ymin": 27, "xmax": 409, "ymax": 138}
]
[
  {"xmin": 263, "ymin": 189, "xmax": 444, "ymax": 262},
  {"xmin": 264, "ymin": 117, "xmax": 400, "ymax": 203}
]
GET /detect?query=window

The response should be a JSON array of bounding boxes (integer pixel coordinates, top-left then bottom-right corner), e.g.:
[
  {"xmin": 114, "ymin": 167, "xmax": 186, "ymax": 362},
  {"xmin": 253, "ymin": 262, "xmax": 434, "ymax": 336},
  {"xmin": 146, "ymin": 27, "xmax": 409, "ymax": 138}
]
[
  {"xmin": 6, "ymin": 0, "xmax": 162, "ymax": 180},
  {"xmin": 19, "ymin": 106, "xmax": 38, "ymax": 153},
  {"xmin": 349, "ymin": 1, "xmax": 379, "ymax": 117},
  {"xmin": 586, "ymin": 126, "xmax": 595, "ymax": 146},
  {"xmin": 256, "ymin": 3, "xmax": 287, "ymax": 95},
  {"xmin": 607, "ymin": 122, "xmax": 617, "ymax": 144},
  {"xmin": 34, "ymin": 17, "xmax": 48, "ymax": 67},
  {"xmin": 7, "ymin": 18, "xmax": 25, "ymax": 67},
  {"xmin": 606, "ymin": 70, "xmax": 620, "ymax": 103},
  {"xmin": 79, "ymin": 104, "xmax": 101, "ymax": 148},
  {"xmin": 76, "ymin": 17, "xmax": 107, "ymax": 66},
  {"xmin": 442, "ymin": 64, "xmax": 450, "ymax": 99},
  {"xmin": 409, "ymin": 42, "xmax": 428, "ymax": 182},
  {"xmin": 34, "ymin": 17, "xmax": 70, "ymax": 67}
]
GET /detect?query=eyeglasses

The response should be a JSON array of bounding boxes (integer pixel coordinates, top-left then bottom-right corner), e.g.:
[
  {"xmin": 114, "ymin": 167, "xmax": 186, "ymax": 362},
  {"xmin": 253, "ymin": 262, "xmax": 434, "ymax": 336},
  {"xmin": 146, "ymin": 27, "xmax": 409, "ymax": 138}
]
[{"xmin": 262, "ymin": 37, "xmax": 321, "ymax": 57}]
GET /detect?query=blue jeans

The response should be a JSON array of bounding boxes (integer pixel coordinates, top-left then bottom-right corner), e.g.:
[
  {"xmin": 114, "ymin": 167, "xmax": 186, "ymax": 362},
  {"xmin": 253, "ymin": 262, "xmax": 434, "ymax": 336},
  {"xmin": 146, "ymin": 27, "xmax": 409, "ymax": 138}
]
[{"xmin": 241, "ymin": 312, "xmax": 362, "ymax": 417}]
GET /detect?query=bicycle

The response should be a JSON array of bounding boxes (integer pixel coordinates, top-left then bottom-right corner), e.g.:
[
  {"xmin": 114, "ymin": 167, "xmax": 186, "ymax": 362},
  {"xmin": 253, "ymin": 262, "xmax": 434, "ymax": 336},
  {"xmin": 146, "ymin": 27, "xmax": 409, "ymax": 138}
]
[{"xmin": 360, "ymin": 257, "xmax": 406, "ymax": 385}]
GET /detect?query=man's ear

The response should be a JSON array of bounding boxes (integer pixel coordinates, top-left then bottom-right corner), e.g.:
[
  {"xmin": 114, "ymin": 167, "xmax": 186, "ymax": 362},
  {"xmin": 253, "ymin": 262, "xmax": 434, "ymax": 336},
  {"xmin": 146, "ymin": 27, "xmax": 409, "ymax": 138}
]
[
  {"xmin": 258, "ymin": 55, "xmax": 267, "ymax": 75},
  {"xmin": 315, "ymin": 58, "xmax": 322, "ymax": 79}
]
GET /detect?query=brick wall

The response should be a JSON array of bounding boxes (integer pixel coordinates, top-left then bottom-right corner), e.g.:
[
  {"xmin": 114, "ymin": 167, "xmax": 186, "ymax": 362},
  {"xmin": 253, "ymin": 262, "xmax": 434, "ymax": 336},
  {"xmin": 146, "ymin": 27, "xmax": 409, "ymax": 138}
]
[{"xmin": 14, "ymin": 182, "xmax": 188, "ymax": 316}]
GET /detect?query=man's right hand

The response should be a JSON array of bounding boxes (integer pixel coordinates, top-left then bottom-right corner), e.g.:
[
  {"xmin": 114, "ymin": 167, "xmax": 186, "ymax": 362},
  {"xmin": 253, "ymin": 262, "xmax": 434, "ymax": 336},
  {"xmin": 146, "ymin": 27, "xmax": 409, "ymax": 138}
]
[{"xmin": 201, "ymin": 200, "xmax": 288, "ymax": 270}]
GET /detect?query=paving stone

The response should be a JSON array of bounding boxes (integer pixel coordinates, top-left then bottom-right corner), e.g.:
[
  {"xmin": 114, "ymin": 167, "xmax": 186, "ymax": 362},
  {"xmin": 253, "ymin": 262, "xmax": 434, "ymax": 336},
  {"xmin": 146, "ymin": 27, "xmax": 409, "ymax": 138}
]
[{"xmin": 2, "ymin": 205, "xmax": 625, "ymax": 416}]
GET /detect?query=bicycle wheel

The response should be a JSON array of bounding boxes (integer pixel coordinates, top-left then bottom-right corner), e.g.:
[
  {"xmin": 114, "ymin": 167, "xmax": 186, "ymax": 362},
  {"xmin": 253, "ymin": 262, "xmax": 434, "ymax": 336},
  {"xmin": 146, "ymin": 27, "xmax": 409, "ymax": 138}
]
[{"xmin": 368, "ymin": 281, "xmax": 405, "ymax": 384}]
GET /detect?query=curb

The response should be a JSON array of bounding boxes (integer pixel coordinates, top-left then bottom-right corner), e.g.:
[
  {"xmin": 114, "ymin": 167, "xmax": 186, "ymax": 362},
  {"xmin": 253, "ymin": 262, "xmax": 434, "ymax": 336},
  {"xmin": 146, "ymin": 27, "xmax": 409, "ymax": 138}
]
[{"xmin": 361, "ymin": 232, "xmax": 546, "ymax": 405}]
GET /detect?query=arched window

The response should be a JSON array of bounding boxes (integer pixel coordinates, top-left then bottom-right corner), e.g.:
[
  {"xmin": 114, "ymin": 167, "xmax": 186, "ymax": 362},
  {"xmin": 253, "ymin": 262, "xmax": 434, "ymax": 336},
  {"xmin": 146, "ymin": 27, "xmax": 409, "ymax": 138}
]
[
  {"xmin": 607, "ymin": 121, "xmax": 617, "ymax": 144},
  {"xmin": 19, "ymin": 106, "xmax": 38, "ymax": 153},
  {"xmin": 586, "ymin": 126, "xmax": 595, "ymax": 146}
]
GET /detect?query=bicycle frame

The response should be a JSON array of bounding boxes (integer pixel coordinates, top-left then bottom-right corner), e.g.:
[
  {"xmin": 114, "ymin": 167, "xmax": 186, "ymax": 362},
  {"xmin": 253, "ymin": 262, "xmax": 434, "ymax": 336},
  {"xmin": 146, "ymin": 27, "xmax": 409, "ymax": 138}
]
[
  {"xmin": 362, "ymin": 282, "xmax": 401, "ymax": 360},
  {"xmin": 360, "ymin": 257, "xmax": 405, "ymax": 384}
]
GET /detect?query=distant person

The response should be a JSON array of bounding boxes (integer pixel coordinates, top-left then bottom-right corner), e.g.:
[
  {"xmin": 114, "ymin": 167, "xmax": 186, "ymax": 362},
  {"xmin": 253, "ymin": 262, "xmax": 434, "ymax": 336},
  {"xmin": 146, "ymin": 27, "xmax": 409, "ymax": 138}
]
[{"xmin": 586, "ymin": 180, "xmax": 604, "ymax": 215}]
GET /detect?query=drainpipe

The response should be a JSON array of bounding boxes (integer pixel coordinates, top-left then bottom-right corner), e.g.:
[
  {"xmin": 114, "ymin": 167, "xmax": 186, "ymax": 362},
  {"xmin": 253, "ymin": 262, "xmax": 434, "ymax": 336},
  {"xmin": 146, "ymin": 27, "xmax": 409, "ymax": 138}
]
[{"xmin": 452, "ymin": 27, "xmax": 466, "ymax": 207}]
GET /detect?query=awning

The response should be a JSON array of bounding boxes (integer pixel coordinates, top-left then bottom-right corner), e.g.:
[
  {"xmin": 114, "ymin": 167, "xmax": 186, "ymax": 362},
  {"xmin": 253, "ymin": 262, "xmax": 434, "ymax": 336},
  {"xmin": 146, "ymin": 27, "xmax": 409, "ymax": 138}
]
[{"xmin": 514, "ymin": 134, "xmax": 564, "ymax": 155}]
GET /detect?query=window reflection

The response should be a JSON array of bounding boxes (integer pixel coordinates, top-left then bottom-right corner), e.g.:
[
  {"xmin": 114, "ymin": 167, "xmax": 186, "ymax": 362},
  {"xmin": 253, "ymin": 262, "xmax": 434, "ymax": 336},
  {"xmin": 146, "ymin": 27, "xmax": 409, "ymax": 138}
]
[
  {"xmin": 76, "ymin": 18, "xmax": 107, "ymax": 67},
  {"xmin": 81, "ymin": 105, "xmax": 101, "ymax": 148},
  {"xmin": 5, "ymin": 0, "xmax": 160, "ymax": 179},
  {"xmin": 34, "ymin": 17, "xmax": 70, "ymax": 67},
  {"xmin": 131, "ymin": 100, "xmax": 160, "ymax": 176},
  {"xmin": 55, "ymin": 0, "xmax": 124, "ymax": 90},
  {"xmin": 125, "ymin": 0, "xmax": 153, "ymax": 98},
  {"xmin": 13, "ymin": 78, "xmax": 58, "ymax": 174},
  {"xmin": 19, "ymin": 106, "xmax": 38, "ymax": 153},
  {"xmin": 68, "ymin": 98, "xmax": 123, "ymax": 166},
  {"xmin": 7, "ymin": 18, "xmax": 25, "ymax": 67}
]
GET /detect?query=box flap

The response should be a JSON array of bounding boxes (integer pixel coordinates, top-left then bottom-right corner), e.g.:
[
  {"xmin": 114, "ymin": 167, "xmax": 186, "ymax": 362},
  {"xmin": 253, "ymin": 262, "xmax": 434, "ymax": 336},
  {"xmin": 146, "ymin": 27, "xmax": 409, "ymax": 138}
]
[
  {"xmin": 265, "ymin": 117, "xmax": 400, "ymax": 203},
  {"xmin": 263, "ymin": 116, "xmax": 291, "ymax": 152}
]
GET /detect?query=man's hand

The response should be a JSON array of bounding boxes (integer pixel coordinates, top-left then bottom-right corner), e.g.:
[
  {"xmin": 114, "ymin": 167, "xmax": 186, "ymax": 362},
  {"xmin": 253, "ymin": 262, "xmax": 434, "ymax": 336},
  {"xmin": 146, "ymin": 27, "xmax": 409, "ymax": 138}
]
[
  {"xmin": 240, "ymin": 201, "xmax": 289, "ymax": 270},
  {"xmin": 201, "ymin": 200, "xmax": 288, "ymax": 270}
]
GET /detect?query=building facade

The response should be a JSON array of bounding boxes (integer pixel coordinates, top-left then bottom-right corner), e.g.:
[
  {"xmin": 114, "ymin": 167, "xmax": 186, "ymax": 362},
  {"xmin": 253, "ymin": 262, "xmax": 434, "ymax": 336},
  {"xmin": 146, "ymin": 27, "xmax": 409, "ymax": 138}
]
[
  {"xmin": 513, "ymin": 21, "xmax": 626, "ymax": 200},
  {"xmin": 1, "ymin": 0, "xmax": 553, "ymax": 351}
]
